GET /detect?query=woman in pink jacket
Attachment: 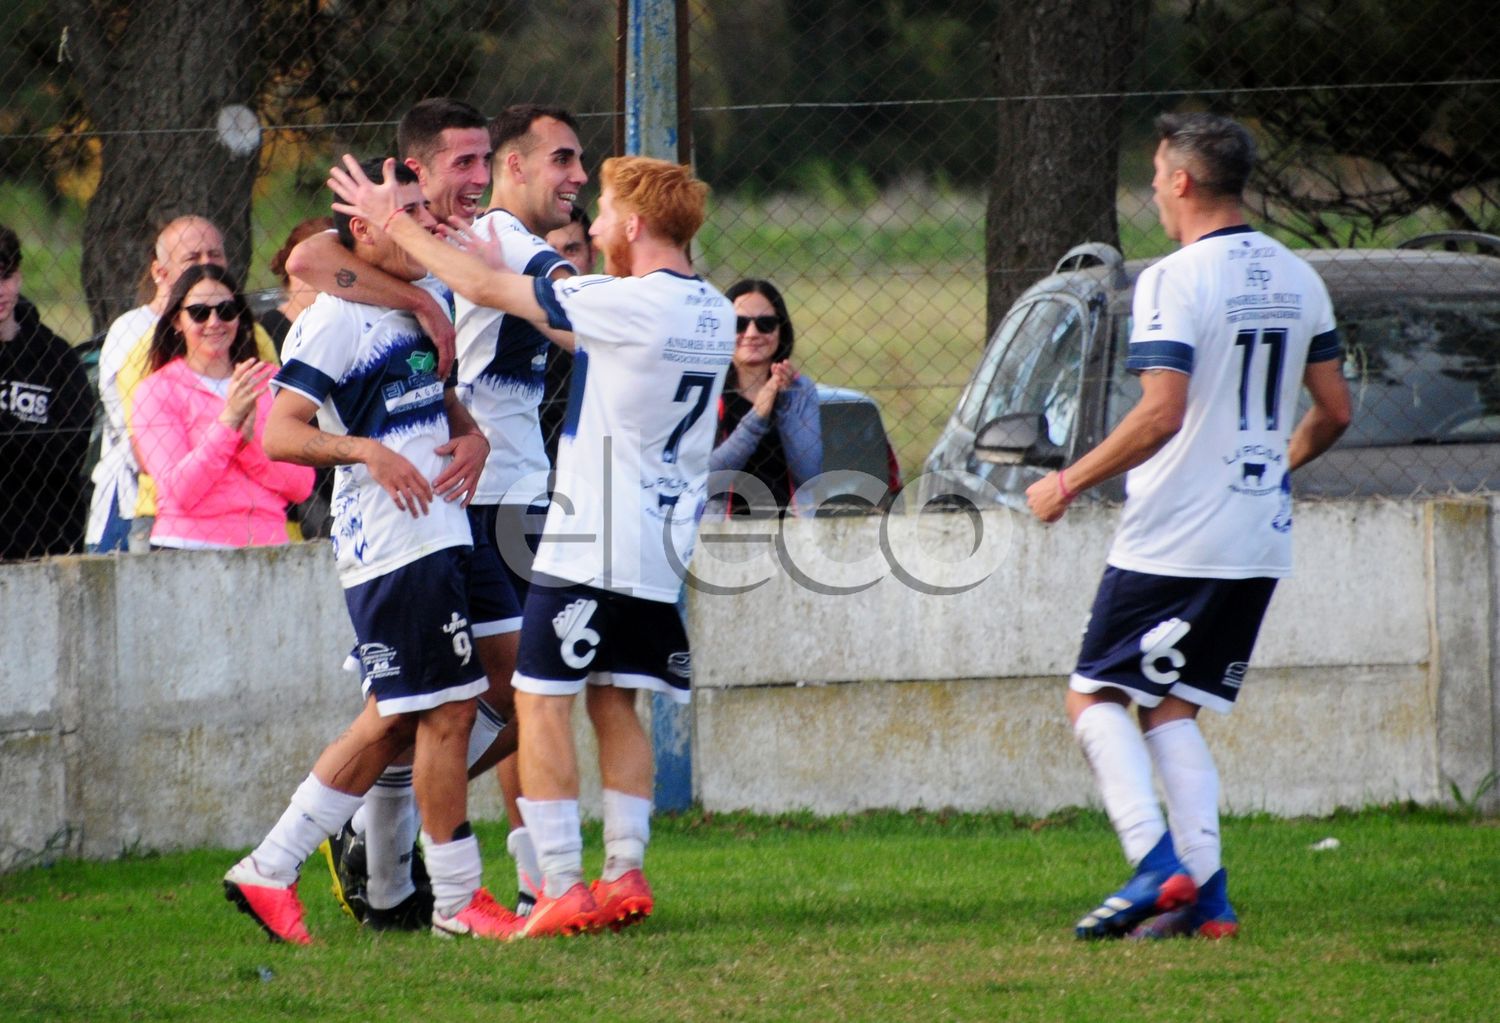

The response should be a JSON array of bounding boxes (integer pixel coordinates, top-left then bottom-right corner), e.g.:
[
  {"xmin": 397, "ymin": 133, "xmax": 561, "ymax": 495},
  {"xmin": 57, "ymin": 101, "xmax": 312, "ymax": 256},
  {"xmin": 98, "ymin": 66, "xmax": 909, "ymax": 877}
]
[{"xmin": 131, "ymin": 265, "xmax": 313, "ymax": 549}]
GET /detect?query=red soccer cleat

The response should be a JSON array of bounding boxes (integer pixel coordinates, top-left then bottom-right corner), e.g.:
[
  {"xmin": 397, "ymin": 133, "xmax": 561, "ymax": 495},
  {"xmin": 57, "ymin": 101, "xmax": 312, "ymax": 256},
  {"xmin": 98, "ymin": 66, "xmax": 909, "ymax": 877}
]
[
  {"xmin": 590, "ymin": 869, "xmax": 654, "ymax": 932},
  {"xmin": 431, "ymin": 887, "xmax": 522, "ymax": 939},
  {"xmin": 511, "ymin": 882, "xmax": 602, "ymax": 940},
  {"xmin": 224, "ymin": 857, "xmax": 313, "ymax": 945}
]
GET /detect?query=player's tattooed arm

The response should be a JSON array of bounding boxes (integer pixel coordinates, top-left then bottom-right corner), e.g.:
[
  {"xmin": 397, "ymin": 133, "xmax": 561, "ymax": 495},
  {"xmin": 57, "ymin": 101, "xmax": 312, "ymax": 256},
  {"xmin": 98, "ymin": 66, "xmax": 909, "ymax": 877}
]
[
  {"xmin": 285, "ymin": 230, "xmax": 456, "ymax": 378},
  {"xmin": 264, "ymin": 389, "xmax": 377, "ymax": 469}
]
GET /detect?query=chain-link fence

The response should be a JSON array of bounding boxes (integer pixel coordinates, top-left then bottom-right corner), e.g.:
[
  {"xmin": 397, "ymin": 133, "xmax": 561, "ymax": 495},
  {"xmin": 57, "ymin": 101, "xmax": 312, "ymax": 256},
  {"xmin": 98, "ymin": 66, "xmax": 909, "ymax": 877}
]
[{"xmin": 2, "ymin": 1, "xmax": 1498, "ymax": 560}]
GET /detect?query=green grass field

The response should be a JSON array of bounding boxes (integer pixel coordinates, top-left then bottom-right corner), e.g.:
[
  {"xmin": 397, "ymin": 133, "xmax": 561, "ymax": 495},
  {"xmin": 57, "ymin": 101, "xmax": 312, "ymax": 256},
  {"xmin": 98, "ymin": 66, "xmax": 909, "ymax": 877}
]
[{"xmin": 2, "ymin": 807, "xmax": 1495, "ymax": 1022}]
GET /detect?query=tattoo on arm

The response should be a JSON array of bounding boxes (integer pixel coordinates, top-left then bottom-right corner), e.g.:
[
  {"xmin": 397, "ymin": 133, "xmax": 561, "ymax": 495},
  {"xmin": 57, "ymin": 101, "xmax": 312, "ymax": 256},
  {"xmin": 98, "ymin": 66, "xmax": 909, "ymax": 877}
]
[
  {"xmin": 334, "ymin": 268, "xmax": 358, "ymax": 289},
  {"xmin": 300, "ymin": 431, "xmax": 360, "ymax": 465}
]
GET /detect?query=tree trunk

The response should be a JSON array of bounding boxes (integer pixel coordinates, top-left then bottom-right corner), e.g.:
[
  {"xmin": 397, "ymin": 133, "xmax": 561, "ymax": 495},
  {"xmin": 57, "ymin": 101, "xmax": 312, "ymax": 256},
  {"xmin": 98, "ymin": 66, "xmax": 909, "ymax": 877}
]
[
  {"xmin": 65, "ymin": 1, "xmax": 262, "ymax": 333},
  {"xmin": 986, "ymin": 0, "xmax": 1149, "ymax": 336}
]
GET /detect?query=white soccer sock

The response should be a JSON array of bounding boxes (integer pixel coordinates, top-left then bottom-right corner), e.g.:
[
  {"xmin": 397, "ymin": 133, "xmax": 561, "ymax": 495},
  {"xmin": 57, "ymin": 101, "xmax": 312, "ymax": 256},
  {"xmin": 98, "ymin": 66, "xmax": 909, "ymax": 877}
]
[
  {"xmin": 601, "ymin": 789, "xmax": 652, "ymax": 881},
  {"xmin": 363, "ymin": 765, "xmax": 418, "ymax": 911},
  {"xmin": 506, "ymin": 827, "xmax": 541, "ymax": 899},
  {"xmin": 1073, "ymin": 702, "xmax": 1166, "ymax": 867},
  {"xmin": 421, "ymin": 829, "xmax": 482, "ymax": 919},
  {"xmin": 350, "ymin": 802, "xmax": 370, "ymax": 836},
  {"xmin": 517, "ymin": 797, "xmax": 583, "ymax": 898},
  {"xmin": 466, "ymin": 701, "xmax": 505, "ymax": 772},
  {"xmin": 1145, "ymin": 718, "xmax": 1221, "ymax": 886},
  {"xmin": 252, "ymin": 774, "xmax": 365, "ymax": 884}
]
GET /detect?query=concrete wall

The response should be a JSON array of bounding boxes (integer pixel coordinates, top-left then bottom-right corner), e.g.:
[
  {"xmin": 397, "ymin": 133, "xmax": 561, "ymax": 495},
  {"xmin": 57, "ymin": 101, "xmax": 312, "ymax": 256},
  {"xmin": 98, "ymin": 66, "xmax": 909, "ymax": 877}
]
[
  {"xmin": 686, "ymin": 498, "xmax": 1498, "ymax": 817},
  {"xmin": 1, "ymin": 498, "xmax": 1495, "ymax": 869}
]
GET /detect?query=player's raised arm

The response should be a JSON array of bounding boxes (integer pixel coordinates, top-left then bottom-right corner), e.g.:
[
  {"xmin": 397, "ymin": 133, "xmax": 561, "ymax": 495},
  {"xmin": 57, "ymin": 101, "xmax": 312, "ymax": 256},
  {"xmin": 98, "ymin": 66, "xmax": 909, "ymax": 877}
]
[{"xmin": 330, "ymin": 156, "xmax": 549, "ymax": 327}]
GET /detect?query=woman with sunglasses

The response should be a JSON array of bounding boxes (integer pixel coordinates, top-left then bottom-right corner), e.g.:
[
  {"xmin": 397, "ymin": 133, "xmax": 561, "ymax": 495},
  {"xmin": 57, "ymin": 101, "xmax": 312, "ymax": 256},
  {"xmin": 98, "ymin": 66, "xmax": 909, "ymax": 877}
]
[
  {"xmin": 710, "ymin": 279, "xmax": 823, "ymax": 515},
  {"xmin": 130, "ymin": 264, "xmax": 314, "ymax": 549}
]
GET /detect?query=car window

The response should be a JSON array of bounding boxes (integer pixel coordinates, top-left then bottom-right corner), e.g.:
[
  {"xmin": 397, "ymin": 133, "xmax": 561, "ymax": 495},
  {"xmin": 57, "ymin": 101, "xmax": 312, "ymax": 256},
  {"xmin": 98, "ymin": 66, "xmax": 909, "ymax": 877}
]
[
  {"xmin": 1322, "ymin": 295, "xmax": 1500, "ymax": 446},
  {"xmin": 957, "ymin": 302, "xmax": 1032, "ymax": 430},
  {"xmin": 976, "ymin": 297, "xmax": 1085, "ymax": 446}
]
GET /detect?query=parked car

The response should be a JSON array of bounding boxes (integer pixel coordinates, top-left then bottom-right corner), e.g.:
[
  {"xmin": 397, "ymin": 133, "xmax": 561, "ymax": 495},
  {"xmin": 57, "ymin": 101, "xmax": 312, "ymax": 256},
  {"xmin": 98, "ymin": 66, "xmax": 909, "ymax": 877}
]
[
  {"xmin": 805, "ymin": 383, "xmax": 903, "ymax": 512},
  {"xmin": 920, "ymin": 234, "xmax": 1500, "ymax": 509}
]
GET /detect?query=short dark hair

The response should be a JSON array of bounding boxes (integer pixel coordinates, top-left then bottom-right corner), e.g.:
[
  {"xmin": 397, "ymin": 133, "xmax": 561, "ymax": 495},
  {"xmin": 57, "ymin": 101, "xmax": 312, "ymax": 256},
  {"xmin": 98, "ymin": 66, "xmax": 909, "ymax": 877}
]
[
  {"xmin": 488, "ymin": 104, "xmax": 580, "ymax": 154},
  {"xmin": 397, "ymin": 97, "xmax": 488, "ymax": 164},
  {"xmin": 0, "ymin": 223, "xmax": 19, "ymax": 278},
  {"xmin": 148, "ymin": 264, "xmax": 257, "ymax": 374},
  {"xmin": 724, "ymin": 279, "xmax": 795, "ymax": 391},
  {"xmin": 1154, "ymin": 112, "xmax": 1256, "ymax": 200},
  {"xmin": 568, "ymin": 202, "xmax": 592, "ymax": 232},
  {"xmin": 334, "ymin": 159, "xmax": 419, "ymax": 249}
]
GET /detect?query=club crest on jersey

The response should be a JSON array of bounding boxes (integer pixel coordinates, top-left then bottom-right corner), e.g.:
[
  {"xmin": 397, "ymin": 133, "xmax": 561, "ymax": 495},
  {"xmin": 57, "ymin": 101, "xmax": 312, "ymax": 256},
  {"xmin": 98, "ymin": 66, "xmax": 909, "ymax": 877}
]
[{"xmin": 1223, "ymin": 443, "xmax": 1284, "ymax": 497}]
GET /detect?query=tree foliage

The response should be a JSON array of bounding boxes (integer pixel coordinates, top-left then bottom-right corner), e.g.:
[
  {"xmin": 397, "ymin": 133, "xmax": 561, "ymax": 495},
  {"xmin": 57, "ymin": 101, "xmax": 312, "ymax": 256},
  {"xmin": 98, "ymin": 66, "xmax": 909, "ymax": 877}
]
[{"xmin": 1185, "ymin": 0, "xmax": 1500, "ymax": 245}]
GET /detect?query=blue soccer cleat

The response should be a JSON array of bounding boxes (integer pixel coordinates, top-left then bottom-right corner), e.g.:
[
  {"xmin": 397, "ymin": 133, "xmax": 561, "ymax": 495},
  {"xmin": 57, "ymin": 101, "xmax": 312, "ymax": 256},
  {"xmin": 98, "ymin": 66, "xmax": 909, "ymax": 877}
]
[
  {"xmin": 1075, "ymin": 833, "xmax": 1197, "ymax": 940},
  {"xmin": 1129, "ymin": 867, "xmax": 1239, "ymax": 940}
]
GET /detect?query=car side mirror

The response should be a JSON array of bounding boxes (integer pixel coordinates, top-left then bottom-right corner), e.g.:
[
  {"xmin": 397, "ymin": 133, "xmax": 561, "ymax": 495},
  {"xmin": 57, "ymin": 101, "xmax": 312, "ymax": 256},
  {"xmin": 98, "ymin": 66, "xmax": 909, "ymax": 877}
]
[{"xmin": 974, "ymin": 412, "xmax": 1065, "ymax": 469}]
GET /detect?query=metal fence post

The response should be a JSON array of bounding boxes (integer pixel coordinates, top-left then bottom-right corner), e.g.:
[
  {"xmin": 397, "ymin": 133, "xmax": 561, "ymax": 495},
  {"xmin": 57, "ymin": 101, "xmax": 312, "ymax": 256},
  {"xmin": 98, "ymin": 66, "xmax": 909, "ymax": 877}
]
[{"xmin": 625, "ymin": 0, "xmax": 693, "ymax": 813}]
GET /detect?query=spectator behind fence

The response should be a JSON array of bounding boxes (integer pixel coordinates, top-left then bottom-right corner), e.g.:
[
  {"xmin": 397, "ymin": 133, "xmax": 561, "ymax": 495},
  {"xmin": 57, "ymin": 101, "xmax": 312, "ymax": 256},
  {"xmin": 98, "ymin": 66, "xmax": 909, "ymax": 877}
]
[
  {"xmin": 260, "ymin": 216, "xmax": 334, "ymax": 356},
  {"xmin": 0, "ymin": 224, "xmax": 94, "ymax": 560},
  {"xmin": 540, "ymin": 203, "xmax": 597, "ymax": 466},
  {"xmin": 87, "ymin": 215, "xmax": 226, "ymax": 552},
  {"xmin": 710, "ymin": 278, "xmax": 822, "ymax": 515},
  {"xmin": 129, "ymin": 264, "xmax": 313, "ymax": 550},
  {"xmin": 115, "ymin": 217, "xmax": 283, "ymax": 552}
]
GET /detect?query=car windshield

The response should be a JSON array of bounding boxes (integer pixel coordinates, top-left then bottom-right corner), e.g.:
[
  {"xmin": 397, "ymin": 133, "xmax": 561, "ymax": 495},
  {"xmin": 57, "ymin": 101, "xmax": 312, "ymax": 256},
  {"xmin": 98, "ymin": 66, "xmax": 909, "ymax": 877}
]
[
  {"xmin": 1331, "ymin": 294, "xmax": 1500, "ymax": 447},
  {"xmin": 1107, "ymin": 291, "xmax": 1500, "ymax": 448}
]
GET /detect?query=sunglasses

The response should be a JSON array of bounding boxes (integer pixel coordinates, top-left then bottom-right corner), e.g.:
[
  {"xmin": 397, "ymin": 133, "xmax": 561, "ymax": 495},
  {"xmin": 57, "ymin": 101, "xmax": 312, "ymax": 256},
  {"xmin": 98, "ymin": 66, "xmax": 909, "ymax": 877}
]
[
  {"xmin": 736, "ymin": 314, "xmax": 779, "ymax": 334},
  {"xmin": 183, "ymin": 300, "xmax": 244, "ymax": 324}
]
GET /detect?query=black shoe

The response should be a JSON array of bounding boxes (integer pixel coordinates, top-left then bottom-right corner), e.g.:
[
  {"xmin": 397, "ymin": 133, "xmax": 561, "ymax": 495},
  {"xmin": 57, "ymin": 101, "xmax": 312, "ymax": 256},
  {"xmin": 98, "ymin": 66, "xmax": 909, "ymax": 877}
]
[
  {"xmin": 364, "ymin": 888, "xmax": 434, "ymax": 931},
  {"xmin": 318, "ymin": 820, "xmax": 370, "ymax": 923}
]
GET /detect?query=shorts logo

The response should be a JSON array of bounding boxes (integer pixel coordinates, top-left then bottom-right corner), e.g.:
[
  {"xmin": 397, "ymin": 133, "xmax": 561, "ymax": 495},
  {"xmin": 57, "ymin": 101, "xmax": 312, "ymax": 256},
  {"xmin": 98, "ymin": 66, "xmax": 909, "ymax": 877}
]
[
  {"xmin": 1223, "ymin": 661, "xmax": 1248, "ymax": 690},
  {"xmin": 1139, "ymin": 617, "xmax": 1191, "ymax": 686},
  {"xmin": 358, "ymin": 642, "xmax": 401, "ymax": 680},
  {"xmin": 666, "ymin": 651, "xmax": 692, "ymax": 679},
  {"xmin": 553, "ymin": 597, "xmax": 601, "ymax": 670}
]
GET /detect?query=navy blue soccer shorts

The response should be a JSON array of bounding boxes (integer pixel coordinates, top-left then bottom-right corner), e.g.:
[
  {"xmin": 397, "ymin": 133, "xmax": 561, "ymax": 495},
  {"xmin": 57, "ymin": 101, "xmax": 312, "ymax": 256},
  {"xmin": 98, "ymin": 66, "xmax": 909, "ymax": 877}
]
[
  {"xmin": 466, "ymin": 504, "xmax": 525, "ymax": 637},
  {"xmin": 1069, "ymin": 565, "xmax": 1278, "ymax": 714},
  {"xmin": 513, "ymin": 575, "xmax": 692, "ymax": 704},
  {"xmin": 343, "ymin": 545, "xmax": 487, "ymax": 716}
]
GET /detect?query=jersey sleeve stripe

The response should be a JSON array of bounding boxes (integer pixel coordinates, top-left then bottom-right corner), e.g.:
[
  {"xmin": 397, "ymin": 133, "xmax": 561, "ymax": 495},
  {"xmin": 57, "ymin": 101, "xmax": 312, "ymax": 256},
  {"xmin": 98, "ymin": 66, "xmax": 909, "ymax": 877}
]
[
  {"xmin": 272, "ymin": 360, "xmax": 336, "ymax": 404},
  {"xmin": 1307, "ymin": 327, "xmax": 1342, "ymax": 364},
  {"xmin": 533, "ymin": 276, "xmax": 572, "ymax": 332},
  {"xmin": 524, "ymin": 251, "xmax": 566, "ymax": 279},
  {"xmin": 1125, "ymin": 339, "xmax": 1194, "ymax": 374}
]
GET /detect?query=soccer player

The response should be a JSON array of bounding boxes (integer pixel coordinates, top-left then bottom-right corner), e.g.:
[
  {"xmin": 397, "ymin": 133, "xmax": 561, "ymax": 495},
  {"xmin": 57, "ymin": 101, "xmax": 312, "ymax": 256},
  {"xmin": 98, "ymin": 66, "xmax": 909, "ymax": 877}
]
[
  {"xmin": 329, "ymin": 152, "xmax": 735, "ymax": 938},
  {"xmin": 286, "ymin": 98, "xmax": 518, "ymax": 925},
  {"xmin": 1024, "ymin": 112, "xmax": 1352, "ymax": 940},
  {"xmin": 452, "ymin": 104, "xmax": 588, "ymax": 916},
  {"xmin": 223, "ymin": 159, "xmax": 517, "ymax": 943}
]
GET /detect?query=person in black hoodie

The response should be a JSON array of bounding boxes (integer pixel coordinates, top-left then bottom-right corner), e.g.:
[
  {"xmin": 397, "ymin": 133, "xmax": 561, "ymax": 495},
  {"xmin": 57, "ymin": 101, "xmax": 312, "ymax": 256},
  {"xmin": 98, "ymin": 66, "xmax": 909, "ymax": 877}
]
[{"xmin": 0, "ymin": 224, "xmax": 94, "ymax": 559}]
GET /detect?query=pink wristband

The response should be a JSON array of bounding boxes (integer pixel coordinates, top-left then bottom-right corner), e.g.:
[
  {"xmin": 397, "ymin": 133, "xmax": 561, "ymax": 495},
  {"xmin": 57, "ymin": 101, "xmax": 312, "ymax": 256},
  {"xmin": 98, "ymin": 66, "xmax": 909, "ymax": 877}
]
[{"xmin": 1057, "ymin": 468, "xmax": 1076, "ymax": 503}]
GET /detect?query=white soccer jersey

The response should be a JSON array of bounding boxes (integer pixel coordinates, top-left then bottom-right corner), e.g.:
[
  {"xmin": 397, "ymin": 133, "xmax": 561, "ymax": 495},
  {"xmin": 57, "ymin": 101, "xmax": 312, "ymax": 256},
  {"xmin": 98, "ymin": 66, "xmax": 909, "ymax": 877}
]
[
  {"xmin": 454, "ymin": 209, "xmax": 570, "ymax": 506},
  {"xmin": 274, "ymin": 282, "xmax": 471, "ymax": 587},
  {"xmin": 530, "ymin": 270, "xmax": 735, "ymax": 602},
  {"xmin": 86, "ymin": 304, "xmax": 156, "ymax": 541},
  {"xmin": 1109, "ymin": 225, "xmax": 1340, "ymax": 579}
]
